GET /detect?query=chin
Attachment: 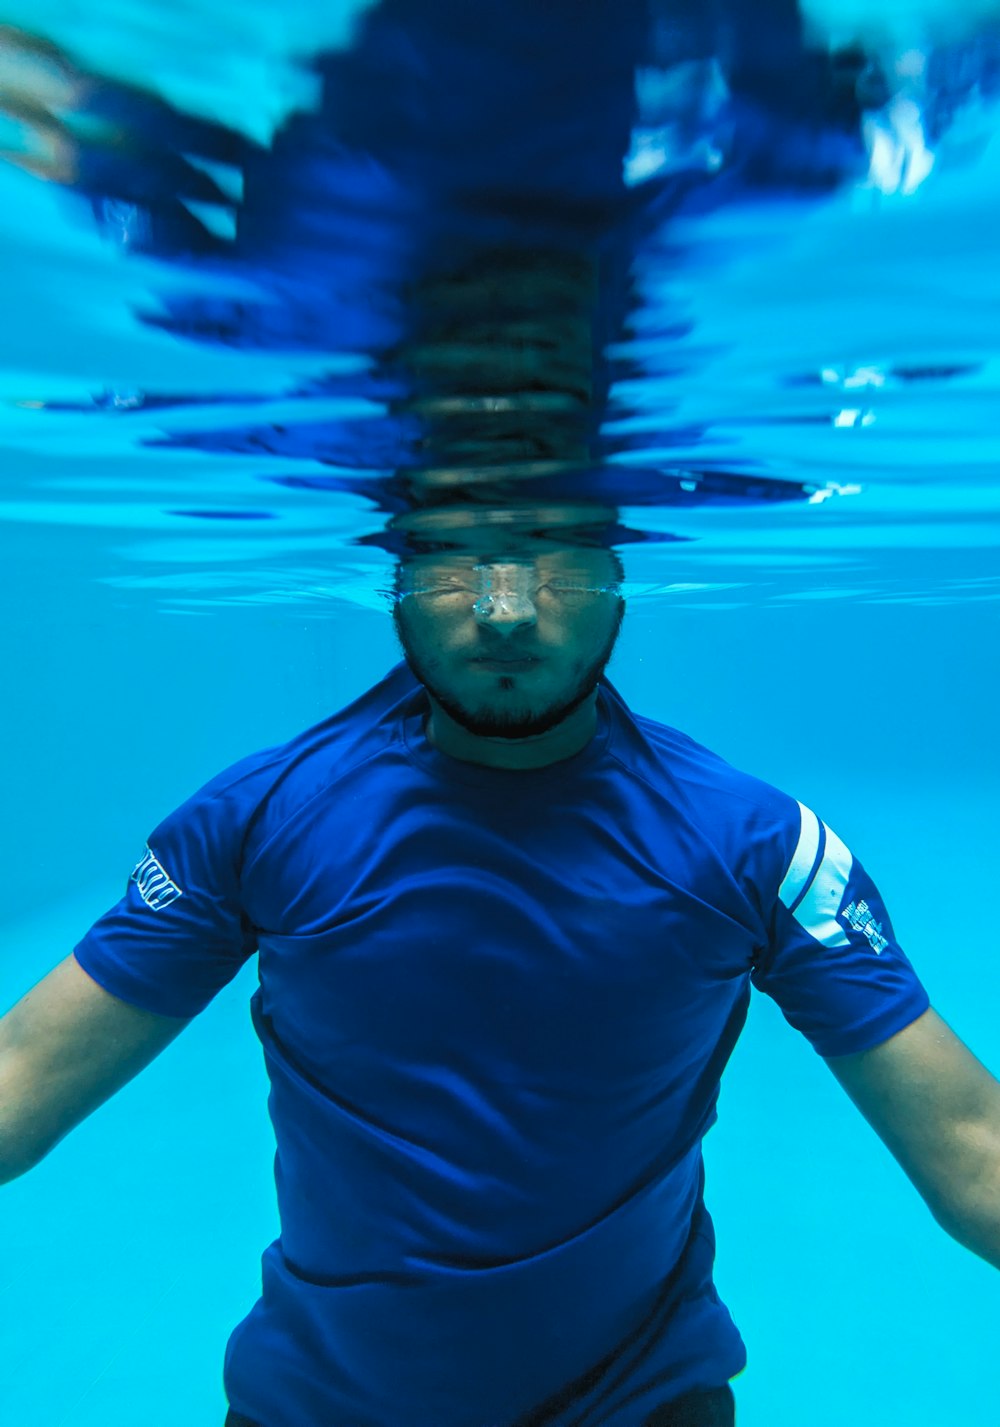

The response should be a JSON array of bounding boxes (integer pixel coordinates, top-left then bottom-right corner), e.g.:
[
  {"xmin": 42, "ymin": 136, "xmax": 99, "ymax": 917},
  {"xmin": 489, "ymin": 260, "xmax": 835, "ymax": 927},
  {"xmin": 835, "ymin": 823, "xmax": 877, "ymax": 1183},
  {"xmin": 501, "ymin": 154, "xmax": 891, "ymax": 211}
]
[{"xmin": 463, "ymin": 717, "xmax": 551, "ymax": 740}]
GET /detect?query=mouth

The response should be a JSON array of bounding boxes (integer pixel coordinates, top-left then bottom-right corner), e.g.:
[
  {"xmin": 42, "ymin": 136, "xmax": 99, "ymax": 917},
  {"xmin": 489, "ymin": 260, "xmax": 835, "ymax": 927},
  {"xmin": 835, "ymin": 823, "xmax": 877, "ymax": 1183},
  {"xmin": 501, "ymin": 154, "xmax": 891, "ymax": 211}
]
[{"xmin": 472, "ymin": 656, "xmax": 540, "ymax": 671}]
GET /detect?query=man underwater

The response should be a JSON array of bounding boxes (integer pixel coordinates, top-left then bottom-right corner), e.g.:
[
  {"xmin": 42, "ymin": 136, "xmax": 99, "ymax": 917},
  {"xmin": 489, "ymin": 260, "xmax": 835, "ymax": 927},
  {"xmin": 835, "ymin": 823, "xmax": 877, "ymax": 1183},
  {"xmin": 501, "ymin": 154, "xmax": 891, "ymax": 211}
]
[{"xmin": 3, "ymin": 505, "xmax": 999, "ymax": 1427}]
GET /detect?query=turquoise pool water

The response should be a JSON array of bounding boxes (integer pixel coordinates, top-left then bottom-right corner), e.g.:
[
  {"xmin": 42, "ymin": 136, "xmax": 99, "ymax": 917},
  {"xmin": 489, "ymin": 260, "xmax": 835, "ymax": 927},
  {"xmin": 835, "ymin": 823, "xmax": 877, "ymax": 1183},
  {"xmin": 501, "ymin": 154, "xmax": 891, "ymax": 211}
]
[{"xmin": 1, "ymin": 3, "xmax": 999, "ymax": 1424}]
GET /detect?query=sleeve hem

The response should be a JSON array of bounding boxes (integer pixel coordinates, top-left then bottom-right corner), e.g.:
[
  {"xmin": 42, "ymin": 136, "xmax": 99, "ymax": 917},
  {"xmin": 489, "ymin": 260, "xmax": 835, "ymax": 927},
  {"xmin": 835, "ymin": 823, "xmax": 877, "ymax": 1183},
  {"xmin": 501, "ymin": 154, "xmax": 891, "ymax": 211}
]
[
  {"xmin": 816, "ymin": 986, "xmax": 932, "ymax": 1059},
  {"xmin": 72, "ymin": 942, "xmax": 203, "ymax": 1020}
]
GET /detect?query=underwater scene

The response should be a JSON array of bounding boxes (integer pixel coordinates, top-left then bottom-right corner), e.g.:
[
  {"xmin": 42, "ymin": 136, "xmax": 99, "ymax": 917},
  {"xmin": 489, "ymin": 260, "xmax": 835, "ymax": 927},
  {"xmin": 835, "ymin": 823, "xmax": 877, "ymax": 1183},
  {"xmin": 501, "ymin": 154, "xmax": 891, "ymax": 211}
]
[{"xmin": 1, "ymin": 2, "xmax": 999, "ymax": 1424}]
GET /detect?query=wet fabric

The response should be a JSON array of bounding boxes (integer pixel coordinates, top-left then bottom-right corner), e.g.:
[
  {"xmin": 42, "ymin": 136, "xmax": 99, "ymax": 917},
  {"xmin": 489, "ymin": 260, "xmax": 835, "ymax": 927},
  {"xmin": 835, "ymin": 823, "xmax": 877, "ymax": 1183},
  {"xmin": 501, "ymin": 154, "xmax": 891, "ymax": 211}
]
[
  {"xmin": 223, "ymin": 1381, "xmax": 736, "ymax": 1426},
  {"xmin": 74, "ymin": 661, "xmax": 930, "ymax": 1427}
]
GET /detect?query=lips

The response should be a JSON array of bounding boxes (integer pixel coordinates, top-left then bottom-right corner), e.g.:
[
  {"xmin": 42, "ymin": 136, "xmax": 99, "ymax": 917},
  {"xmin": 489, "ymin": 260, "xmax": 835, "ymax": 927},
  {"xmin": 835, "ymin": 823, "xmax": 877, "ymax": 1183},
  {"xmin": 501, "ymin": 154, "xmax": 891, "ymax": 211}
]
[{"xmin": 473, "ymin": 656, "xmax": 539, "ymax": 669}]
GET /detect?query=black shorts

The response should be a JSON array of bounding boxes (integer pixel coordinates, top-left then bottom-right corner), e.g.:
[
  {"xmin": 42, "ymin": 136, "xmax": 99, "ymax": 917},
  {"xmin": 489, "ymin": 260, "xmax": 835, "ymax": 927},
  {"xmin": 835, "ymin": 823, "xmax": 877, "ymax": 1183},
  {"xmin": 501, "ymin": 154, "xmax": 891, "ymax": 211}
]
[{"xmin": 224, "ymin": 1384, "xmax": 736, "ymax": 1427}]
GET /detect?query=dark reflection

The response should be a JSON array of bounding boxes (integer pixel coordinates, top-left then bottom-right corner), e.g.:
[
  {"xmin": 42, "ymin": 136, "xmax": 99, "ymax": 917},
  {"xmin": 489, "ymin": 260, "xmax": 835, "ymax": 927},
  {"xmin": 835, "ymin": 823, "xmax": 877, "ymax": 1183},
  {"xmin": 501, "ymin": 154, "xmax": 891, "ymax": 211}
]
[
  {"xmin": 2, "ymin": 0, "xmax": 1000, "ymax": 565},
  {"xmin": 0, "ymin": 0, "xmax": 929, "ymax": 556}
]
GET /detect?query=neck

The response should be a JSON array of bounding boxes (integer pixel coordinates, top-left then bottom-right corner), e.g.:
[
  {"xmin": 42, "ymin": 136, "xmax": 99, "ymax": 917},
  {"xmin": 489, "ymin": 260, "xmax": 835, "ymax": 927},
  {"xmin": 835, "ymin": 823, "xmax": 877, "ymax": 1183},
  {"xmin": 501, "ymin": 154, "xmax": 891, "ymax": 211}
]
[{"xmin": 425, "ymin": 690, "xmax": 599, "ymax": 770}]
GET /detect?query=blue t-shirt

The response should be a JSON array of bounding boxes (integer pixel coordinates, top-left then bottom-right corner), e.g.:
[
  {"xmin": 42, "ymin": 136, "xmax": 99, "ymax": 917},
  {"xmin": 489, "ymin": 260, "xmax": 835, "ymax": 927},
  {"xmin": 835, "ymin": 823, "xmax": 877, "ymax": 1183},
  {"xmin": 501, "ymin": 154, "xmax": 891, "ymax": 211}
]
[{"xmin": 74, "ymin": 662, "xmax": 930, "ymax": 1427}]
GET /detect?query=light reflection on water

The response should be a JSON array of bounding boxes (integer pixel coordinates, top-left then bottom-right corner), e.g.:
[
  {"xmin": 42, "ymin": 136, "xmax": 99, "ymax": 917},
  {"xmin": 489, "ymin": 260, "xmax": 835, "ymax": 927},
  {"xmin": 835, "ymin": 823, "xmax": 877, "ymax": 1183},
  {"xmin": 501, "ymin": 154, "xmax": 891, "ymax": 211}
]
[{"xmin": 1, "ymin": 0, "xmax": 999, "ymax": 614}]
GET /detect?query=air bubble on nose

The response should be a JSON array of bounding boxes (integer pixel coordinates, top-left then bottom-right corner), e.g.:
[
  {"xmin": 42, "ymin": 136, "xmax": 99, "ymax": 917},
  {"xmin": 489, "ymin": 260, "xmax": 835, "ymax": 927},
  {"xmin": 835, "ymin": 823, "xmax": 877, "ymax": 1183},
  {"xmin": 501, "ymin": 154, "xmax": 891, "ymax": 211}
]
[{"xmin": 474, "ymin": 590, "xmax": 534, "ymax": 619}]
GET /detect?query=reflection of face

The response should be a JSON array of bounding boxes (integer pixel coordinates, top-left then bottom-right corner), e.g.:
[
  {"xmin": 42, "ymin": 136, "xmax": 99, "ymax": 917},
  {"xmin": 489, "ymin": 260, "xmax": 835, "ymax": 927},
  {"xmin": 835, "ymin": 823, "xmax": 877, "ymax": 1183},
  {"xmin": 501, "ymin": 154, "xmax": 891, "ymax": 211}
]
[{"xmin": 391, "ymin": 551, "xmax": 625, "ymax": 739}]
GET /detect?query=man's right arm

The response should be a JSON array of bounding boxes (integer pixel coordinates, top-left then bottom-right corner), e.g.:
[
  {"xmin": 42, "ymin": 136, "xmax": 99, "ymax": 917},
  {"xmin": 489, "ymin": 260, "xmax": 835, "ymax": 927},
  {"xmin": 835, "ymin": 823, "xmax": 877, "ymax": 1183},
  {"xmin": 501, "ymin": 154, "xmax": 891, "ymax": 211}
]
[{"xmin": 0, "ymin": 953, "xmax": 192, "ymax": 1183}]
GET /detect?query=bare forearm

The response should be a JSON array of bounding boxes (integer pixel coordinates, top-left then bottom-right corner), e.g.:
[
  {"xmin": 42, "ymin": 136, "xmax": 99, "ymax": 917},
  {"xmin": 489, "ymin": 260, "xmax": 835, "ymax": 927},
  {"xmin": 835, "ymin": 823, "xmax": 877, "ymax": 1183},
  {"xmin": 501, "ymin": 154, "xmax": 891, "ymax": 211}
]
[
  {"xmin": 932, "ymin": 1134, "xmax": 1000, "ymax": 1271},
  {"xmin": 936, "ymin": 1200, "xmax": 1000, "ymax": 1270}
]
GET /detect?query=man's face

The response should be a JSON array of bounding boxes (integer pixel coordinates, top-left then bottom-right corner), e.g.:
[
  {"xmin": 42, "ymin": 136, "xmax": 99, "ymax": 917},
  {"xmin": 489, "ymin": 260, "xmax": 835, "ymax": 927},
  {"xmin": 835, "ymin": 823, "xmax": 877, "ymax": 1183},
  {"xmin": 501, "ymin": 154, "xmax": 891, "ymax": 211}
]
[{"xmin": 391, "ymin": 550, "xmax": 625, "ymax": 740}]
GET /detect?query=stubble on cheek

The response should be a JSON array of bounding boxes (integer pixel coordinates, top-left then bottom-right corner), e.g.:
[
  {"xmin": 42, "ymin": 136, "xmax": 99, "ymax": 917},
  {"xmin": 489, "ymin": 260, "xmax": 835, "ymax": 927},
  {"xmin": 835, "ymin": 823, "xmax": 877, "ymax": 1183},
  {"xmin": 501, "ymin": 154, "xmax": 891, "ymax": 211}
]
[{"xmin": 392, "ymin": 603, "xmax": 457, "ymax": 687}]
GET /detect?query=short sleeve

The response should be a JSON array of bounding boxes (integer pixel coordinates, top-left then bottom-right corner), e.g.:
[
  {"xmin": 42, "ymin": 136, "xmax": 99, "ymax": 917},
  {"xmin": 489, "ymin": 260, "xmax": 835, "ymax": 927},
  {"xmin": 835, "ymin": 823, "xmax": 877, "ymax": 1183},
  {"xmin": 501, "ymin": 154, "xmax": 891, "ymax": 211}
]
[
  {"xmin": 73, "ymin": 767, "xmax": 260, "ymax": 1020},
  {"xmin": 751, "ymin": 800, "xmax": 931, "ymax": 1057}
]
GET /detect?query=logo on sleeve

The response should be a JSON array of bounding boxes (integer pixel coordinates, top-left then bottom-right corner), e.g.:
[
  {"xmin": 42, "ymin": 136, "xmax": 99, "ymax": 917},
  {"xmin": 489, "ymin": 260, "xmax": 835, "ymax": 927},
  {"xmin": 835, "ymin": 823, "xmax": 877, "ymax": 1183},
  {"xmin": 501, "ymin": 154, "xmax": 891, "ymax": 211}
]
[
  {"xmin": 130, "ymin": 845, "xmax": 183, "ymax": 910},
  {"xmin": 842, "ymin": 899, "xmax": 888, "ymax": 955}
]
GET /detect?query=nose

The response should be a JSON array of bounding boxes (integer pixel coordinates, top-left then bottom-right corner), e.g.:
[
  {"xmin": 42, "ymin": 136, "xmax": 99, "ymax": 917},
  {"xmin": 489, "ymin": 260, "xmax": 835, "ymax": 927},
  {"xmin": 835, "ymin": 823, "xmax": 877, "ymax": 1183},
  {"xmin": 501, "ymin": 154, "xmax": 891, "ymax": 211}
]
[{"xmin": 472, "ymin": 564, "xmax": 537, "ymax": 633}]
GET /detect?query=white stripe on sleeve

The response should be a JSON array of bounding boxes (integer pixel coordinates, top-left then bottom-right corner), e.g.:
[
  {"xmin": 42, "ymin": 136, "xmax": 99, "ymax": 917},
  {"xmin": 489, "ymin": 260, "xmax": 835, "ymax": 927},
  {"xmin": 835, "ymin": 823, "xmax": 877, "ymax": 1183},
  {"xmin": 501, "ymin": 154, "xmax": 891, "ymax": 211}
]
[
  {"xmin": 777, "ymin": 801, "xmax": 821, "ymax": 910},
  {"xmin": 791, "ymin": 821, "xmax": 853, "ymax": 949}
]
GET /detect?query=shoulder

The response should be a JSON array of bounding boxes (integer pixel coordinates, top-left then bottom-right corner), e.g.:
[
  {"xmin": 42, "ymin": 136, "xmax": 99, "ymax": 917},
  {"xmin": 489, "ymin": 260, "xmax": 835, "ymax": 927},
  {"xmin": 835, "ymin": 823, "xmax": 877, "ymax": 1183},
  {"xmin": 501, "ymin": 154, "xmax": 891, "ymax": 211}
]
[
  {"xmin": 156, "ymin": 662, "xmax": 423, "ymax": 857},
  {"xmin": 602, "ymin": 682, "xmax": 804, "ymax": 887},
  {"xmin": 607, "ymin": 685, "xmax": 795, "ymax": 825}
]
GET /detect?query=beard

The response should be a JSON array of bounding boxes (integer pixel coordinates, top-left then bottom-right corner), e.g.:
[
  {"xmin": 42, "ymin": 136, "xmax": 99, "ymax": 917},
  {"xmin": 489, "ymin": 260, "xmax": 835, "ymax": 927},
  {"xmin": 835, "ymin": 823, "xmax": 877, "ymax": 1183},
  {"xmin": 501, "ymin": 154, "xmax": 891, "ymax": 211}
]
[{"xmin": 392, "ymin": 599, "xmax": 625, "ymax": 740}]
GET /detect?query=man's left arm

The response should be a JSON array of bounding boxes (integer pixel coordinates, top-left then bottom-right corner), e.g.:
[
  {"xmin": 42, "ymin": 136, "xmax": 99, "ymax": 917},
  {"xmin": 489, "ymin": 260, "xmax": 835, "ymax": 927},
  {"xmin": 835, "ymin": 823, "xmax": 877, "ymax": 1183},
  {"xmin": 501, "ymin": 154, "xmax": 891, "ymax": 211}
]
[{"xmin": 826, "ymin": 1006, "xmax": 1000, "ymax": 1270}]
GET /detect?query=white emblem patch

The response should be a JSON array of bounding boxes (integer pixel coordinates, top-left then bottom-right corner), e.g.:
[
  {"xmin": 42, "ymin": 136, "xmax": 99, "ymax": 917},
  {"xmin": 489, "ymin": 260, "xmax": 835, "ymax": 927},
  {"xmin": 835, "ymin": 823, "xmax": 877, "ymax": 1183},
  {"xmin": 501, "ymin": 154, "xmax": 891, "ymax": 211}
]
[
  {"xmin": 842, "ymin": 899, "xmax": 888, "ymax": 956},
  {"xmin": 130, "ymin": 845, "xmax": 183, "ymax": 910}
]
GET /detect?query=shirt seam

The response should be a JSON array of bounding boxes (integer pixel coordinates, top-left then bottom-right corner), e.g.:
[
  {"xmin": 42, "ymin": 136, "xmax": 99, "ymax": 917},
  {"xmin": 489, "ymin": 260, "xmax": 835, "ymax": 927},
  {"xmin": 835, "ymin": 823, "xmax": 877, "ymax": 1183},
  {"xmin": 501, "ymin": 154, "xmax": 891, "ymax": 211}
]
[{"xmin": 241, "ymin": 738, "xmax": 412, "ymax": 884}]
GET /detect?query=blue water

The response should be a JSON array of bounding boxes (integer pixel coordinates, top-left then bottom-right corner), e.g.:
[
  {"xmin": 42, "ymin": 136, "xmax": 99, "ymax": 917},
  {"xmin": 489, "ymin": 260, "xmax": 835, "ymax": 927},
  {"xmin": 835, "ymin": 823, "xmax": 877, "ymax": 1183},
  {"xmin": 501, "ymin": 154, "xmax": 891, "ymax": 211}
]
[{"xmin": 1, "ymin": 2, "xmax": 999, "ymax": 1423}]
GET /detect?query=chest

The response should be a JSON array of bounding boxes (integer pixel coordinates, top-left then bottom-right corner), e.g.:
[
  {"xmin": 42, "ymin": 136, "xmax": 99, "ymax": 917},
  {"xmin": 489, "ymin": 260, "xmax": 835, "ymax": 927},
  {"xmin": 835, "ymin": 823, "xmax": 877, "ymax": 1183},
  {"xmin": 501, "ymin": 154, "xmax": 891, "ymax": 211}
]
[{"xmin": 247, "ymin": 788, "xmax": 758, "ymax": 1086}]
